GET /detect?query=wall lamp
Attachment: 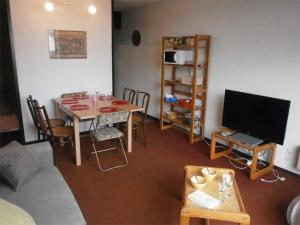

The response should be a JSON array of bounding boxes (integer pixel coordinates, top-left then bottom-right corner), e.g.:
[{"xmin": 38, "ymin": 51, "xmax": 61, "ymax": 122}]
[{"xmin": 44, "ymin": 1, "xmax": 97, "ymax": 15}]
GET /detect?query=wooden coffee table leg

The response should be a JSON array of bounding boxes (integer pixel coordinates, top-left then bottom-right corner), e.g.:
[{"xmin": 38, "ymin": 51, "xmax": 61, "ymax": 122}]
[
  {"xmin": 205, "ymin": 219, "xmax": 210, "ymax": 225},
  {"xmin": 180, "ymin": 216, "xmax": 190, "ymax": 225}
]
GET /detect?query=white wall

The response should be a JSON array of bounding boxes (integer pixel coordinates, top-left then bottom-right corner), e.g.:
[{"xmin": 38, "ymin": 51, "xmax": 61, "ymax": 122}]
[
  {"xmin": 10, "ymin": 0, "xmax": 112, "ymax": 142},
  {"xmin": 115, "ymin": 1, "xmax": 300, "ymax": 174}
]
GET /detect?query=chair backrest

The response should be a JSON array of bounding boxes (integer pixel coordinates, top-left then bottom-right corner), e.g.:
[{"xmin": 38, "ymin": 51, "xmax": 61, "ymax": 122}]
[
  {"xmin": 122, "ymin": 87, "xmax": 136, "ymax": 104},
  {"xmin": 135, "ymin": 90, "xmax": 150, "ymax": 119},
  {"xmin": 26, "ymin": 95, "xmax": 40, "ymax": 129},
  {"xmin": 31, "ymin": 100, "xmax": 53, "ymax": 138},
  {"xmin": 96, "ymin": 111, "xmax": 130, "ymax": 127},
  {"xmin": 61, "ymin": 91, "xmax": 87, "ymax": 98}
]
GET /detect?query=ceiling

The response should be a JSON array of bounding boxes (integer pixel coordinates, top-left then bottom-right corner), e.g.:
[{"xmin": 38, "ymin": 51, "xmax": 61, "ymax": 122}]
[
  {"xmin": 113, "ymin": 0, "xmax": 286, "ymax": 11},
  {"xmin": 113, "ymin": 0, "xmax": 166, "ymax": 11}
]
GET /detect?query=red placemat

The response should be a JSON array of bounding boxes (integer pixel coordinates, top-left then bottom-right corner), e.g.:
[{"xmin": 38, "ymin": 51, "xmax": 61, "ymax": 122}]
[
  {"xmin": 61, "ymin": 99, "xmax": 79, "ymax": 104},
  {"xmin": 111, "ymin": 99, "xmax": 128, "ymax": 105},
  {"xmin": 99, "ymin": 106, "xmax": 118, "ymax": 113},
  {"xmin": 73, "ymin": 95, "xmax": 89, "ymax": 100},
  {"xmin": 70, "ymin": 104, "xmax": 89, "ymax": 110}
]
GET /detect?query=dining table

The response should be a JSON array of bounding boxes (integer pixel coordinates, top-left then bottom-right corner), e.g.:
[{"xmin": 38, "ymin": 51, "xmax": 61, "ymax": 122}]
[{"xmin": 55, "ymin": 95, "xmax": 143, "ymax": 166}]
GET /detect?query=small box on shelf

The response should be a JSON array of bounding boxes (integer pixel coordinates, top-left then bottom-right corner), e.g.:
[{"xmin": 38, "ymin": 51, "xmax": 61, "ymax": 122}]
[
  {"xmin": 181, "ymin": 75, "xmax": 203, "ymax": 85},
  {"xmin": 164, "ymin": 96, "xmax": 178, "ymax": 103},
  {"xmin": 179, "ymin": 99, "xmax": 192, "ymax": 109}
]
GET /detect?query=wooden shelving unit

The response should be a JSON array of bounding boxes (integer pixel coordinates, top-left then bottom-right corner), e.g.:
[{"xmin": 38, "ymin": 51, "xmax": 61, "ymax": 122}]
[{"xmin": 160, "ymin": 34, "xmax": 211, "ymax": 143}]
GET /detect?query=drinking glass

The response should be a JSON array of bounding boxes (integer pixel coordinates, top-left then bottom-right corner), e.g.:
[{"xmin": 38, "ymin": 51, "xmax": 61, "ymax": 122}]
[
  {"xmin": 217, "ymin": 183, "xmax": 225, "ymax": 203},
  {"xmin": 222, "ymin": 173, "xmax": 233, "ymax": 188},
  {"xmin": 221, "ymin": 173, "xmax": 233, "ymax": 198},
  {"xmin": 104, "ymin": 91, "xmax": 112, "ymax": 102}
]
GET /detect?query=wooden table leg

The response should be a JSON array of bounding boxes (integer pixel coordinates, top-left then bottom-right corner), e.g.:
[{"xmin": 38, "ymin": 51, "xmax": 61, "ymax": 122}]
[
  {"xmin": 73, "ymin": 117, "xmax": 81, "ymax": 166},
  {"xmin": 210, "ymin": 133, "xmax": 216, "ymax": 160},
  {"xmin": 127, "ymin": 112, "xmax": 133, "ymax": 153},
  {"xmin": 205, "ymin": 219, "xmax": 210, "ymax": 225},
  {"xmin": 180, "ymin": 216, "xmax": 190, "ymax": 225}
]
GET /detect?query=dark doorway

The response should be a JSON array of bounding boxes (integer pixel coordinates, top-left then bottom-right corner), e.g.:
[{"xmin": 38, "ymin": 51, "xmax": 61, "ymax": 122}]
[{"xmin": 0, "ymin": 0, "xmax": 24, "ymax": 146}]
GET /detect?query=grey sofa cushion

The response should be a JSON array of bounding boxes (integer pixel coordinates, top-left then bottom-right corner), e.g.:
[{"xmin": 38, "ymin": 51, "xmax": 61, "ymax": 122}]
[
  {"xmin": 0, "ymin": 141, "xmax": 38, "ymax": 191},
  {"xmin": 0, "ymin": 167, "xmax": 86, "ymax": 225},
  {"xmin": 24, "ymin": 142, "xmax": 54, "ymax": 170}
]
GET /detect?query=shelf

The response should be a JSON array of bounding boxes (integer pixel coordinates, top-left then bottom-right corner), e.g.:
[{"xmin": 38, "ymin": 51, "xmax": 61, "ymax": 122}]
[
  {"xmin": 163, "ymin": 63, "xmax": 205, "ymax": 68},
  {"xmin": 173, "ymin": 90, "xmax": 205, "ymax": 100},
  {"xmin": 164, "ymin": 35, "xmax": 210, "ymax": 49},
  {"xmin": 164, "ymin": 101, "xmax": 203, "ymax": 111},
  {"xmin": 163, "ymin": 115, "xmax": 200, "ymax": 129},
  {"xmin": 164, "ymin": 80, "xmax": 181, "ymax": 85},
  {"xmin": 164, "ymin": 44, "xmax": 194, "ymax": 49},
  {"xmin": 160, "ymin": 34, "xmax": 210, "ymax": 144},
  {"xmin": 164, "ymin": 79, "xmax": 206, "ymax": 88}
]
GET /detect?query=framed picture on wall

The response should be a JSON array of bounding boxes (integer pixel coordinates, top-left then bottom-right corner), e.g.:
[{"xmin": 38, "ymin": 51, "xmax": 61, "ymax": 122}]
[{"xmin": 48, "ymin": 30, "xmax": 87, "ymax": 59}]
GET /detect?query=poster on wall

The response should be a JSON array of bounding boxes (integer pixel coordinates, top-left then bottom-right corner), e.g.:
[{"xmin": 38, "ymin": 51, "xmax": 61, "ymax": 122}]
[{"xmin": 48, "ymin": 30, "xmax": 87, "ymax": 59}]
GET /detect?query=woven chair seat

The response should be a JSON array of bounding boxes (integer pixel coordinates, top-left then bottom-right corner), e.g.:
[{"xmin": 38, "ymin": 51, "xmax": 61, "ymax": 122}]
[
  {"xmin": 97, "ymin": 111, "xmax": 129, "ymax": 126},
  {"xmin": 92, "ymin": 127, "xmax": 124, "ymax": 141}
]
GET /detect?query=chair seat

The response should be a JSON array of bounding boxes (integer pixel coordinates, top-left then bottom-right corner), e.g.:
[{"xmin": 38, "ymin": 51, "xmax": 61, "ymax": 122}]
[
  {"xmin": 52, "ymin": 126, "xmax": 74, "ymax": 138},
  {"xmin": 49, "ymin": 119, "xmax": 66, "ymax": 127},
  {"xmin": 132, "ymin": 113, "xmax": 143, "ymax": 124},
  {"xmin": 92, "ymin": 127, "xmax": 124, "ymax": 141}
]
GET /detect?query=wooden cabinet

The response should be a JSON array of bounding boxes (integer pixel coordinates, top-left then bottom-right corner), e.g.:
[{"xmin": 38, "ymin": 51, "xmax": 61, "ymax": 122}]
[{"xmin": 160, "ymin": 35, "xmax": 211, "ymax": 143}]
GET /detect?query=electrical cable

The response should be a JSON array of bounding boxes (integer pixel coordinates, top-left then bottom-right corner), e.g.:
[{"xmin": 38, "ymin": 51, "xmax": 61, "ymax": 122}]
[
  {"xmin": 260, "ymin": 169, "xmax": 286, "ymax": 183},
  {"xmin": 227, "ymin": 151, "xmax": 248, "ymax": 170},
  {"xmin": 258, "ymin": 158, "xmax": 267, "ymax": 166},
  {"xmin": 232, "ymin": 146, "xmax": 284, "ymax": 182},
  {"xmin": 228, "ymin": 159, "xmax": 248, "ymax": 170}
]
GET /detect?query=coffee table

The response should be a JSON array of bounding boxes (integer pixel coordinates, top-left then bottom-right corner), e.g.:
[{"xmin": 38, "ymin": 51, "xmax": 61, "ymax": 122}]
[{"xmin": 181, "ymin": 165, "xmax": 250, "ymax": 225}]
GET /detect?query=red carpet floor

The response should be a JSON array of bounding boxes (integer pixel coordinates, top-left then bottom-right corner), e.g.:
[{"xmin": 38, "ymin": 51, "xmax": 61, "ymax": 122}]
[{"xmin": 56, "ymin": 121, "xmax": 300, "ymax": 225}]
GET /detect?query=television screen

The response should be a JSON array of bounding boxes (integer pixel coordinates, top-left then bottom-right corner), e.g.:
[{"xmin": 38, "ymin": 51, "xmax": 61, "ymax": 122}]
[{"xmin": 222, "ymin": 90, "xmax": 290, "ymax": 145}]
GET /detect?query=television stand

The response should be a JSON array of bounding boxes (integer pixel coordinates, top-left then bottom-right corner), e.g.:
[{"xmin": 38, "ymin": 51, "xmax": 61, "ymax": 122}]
[{"xmin": 210, "ymin": 129, "xmax": 277, "ymax": 180}]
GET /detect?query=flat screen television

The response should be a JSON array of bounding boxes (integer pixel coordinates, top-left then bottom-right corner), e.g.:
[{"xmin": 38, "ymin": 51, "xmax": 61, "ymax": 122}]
[{"xmin": 222, "ymin": 90, "xmax": 290, "ymax": 145}]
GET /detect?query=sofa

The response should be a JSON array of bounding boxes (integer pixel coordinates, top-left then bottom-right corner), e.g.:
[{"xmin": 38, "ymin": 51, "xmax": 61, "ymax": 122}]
[
  {"xmin": 0, "ymin": 141, "xmax": 86, "ymax": 225},
  {"xmin": 287, "ymin": 195, "xmax": 300, "ymax": 225}
]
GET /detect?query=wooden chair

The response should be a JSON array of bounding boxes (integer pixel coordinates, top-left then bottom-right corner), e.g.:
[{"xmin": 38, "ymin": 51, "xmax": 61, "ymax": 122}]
[
  {"xmin": 60, "ymin": 91, "xmax": 87, "ymax": 99},
  {"xmin": 60, "ymin": 92, "xmax": 95, "ymax": 130},
  {"xmin": 89, "ymin": 111, "xmax": 129, "ymax": 172},
  {"xmin": 133, "ymin": 90, "xmax": 151, "ymax": 146},
  {"xmin": 27, "ymin": 95, "xmax": 65, "ymax": 141},
  {"xmin": 32, "ymin": 100, "xmax": 74, "ymax": 165},
  {"xmin": 123, "ymin": 87, "xmax": 136, "ymax": 104}
]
